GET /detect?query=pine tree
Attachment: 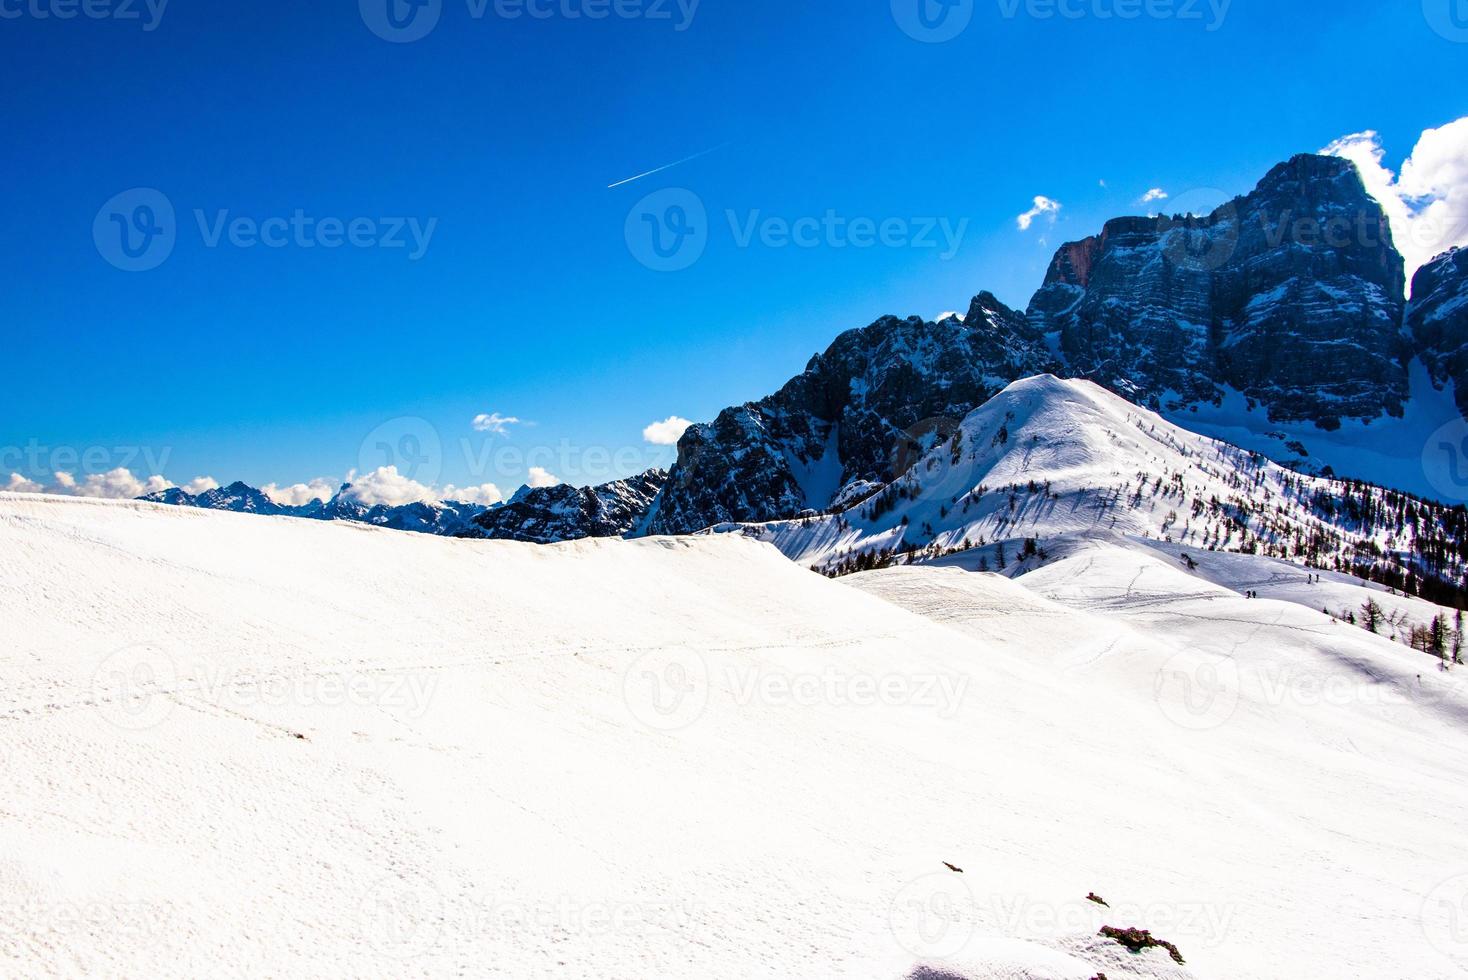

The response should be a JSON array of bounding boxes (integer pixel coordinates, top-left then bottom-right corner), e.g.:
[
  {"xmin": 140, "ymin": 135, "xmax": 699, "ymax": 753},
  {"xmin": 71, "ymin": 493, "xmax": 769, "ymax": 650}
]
[{"xmin": 1361, "ymin": 599, "xmax": 1383, "ymax": 634}]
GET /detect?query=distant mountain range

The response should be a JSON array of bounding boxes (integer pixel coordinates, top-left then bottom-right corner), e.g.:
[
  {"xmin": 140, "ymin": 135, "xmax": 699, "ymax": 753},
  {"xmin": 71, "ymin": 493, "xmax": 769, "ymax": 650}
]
[
  {"xmin": 139, "ymin": 153, "xmax": 1468, "ymax": 583},
  {"xmin": 139, "ymin": 481, "xmax": 489, "ymax": 536}
]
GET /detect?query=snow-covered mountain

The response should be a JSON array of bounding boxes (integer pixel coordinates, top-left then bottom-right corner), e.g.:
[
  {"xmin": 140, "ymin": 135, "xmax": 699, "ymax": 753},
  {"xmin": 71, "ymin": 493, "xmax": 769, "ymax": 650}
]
[
  {"xmin": 1408, "ymin": 246, "xmax": 1468, "ymax": 416},
  {"xmin": 649, "ymin": 294, "xmax": 1056, "ymax": 535},
  {"xmin": 650, "ymin": 154, "xmax": 1468, "ymax": 525},
  {"xmin": 139, "ymin": 480, "xmax": 490, "ymax": 535},
  {"xmin": 1028, "ymin": 154, "xmax": 1408, "ymax": 426},
  {"xmin": 5, "ymin": 491, "xmax": 1467, "ymax": 979},
  {"xmin": 719, "ymin": 375, "xmax": 1468, "ymax": 629},
  {"xmin": 460, "ymin": 469, "xmax": 668, "ymax": 543}
]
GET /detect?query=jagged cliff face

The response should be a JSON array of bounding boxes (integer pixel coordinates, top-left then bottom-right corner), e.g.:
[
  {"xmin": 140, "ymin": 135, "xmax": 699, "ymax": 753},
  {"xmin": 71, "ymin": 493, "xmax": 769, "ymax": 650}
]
[
  {"xmin": 648, "ymin": 295, "xmax": 1058, "ymax": 535},
  {"xmin": 1028, "ymin": 154, "xmax": 1409, "ymax": 427},
  {"xmin": 464, "ymin": 470, "xmax": 668, "ymax": 543},
  {"xmin": 1408, "ymin": 247, "xmax": 1468, "ymax": 415}
]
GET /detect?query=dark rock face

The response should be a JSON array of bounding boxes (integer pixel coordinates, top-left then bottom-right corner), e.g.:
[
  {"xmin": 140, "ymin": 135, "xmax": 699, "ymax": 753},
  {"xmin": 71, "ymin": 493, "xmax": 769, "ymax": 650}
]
[
  {"xmin": 1028, "ymin": 154, "xmax": 1408, "ymax": 425},
  {"xmin": 648, "ymin": 296, "xmax": 1058, "ymax": 535},
  {"xmin": 464, "ymin": 470, "xmax": 668, "ymax": 543},
  {"xmin": 1407, "ymin": 247, "xmax": 1468, "ymax": 415}
]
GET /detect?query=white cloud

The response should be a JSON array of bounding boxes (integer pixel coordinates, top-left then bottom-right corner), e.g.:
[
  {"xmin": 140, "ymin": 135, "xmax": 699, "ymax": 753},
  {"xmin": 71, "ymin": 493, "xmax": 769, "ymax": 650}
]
[
  {"xmin": 182, "ymin": 477, "xmax": 220, "ymax": 495},
  {"xmin": 527, "ymin": 466, "xmax": 560, "ymax": 489},
  {"xmin": 642, "ymin": 416, "xmax": 693, "ymax": 446},
  {"xmin": 1321, "ymin": 116, "xmax": 1468, "ymax": 284},
  {"xmin": 340, "ymin": 466, "xmax": 440, "ymax": 508},
  {"xmin": 440, "ymin": 483, "xmax": 504, "ymax": 506},
  {"xmin": 263, "ymin": 479, "xmax": 336, "ymax": 507},
  {"xmin": 1140, "ymin": 188, "xmax": 1169, "ymax": 204},
  {"xmin": 30, "ymin": 468, "xmax": 172, "ymax": 499},
  {"xmin": 6, "ymin": 473, "xmax": 44, "ymax": 493},
  {"xmin": 472, "ymin": 412, "xmax": 521, "ymax": 435},
  {"xmin": 1098, "ymin": 179, "xmax": 1107, "ymax": 189},
  {"xmin": 1016, "ymin": 196, "xmax": 1061, "ymax": 231}
]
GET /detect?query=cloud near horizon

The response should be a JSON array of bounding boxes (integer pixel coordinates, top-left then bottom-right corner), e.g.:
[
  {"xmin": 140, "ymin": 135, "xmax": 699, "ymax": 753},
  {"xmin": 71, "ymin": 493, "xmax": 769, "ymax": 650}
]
[
  {"xmin": 1016, "ymin": 196, "xmax": 1061, "ymax": 231},
  {"xmin": 263, "ymin": 479, "xmax": 337, "ymax": 507},
  {"xmin": 1321, "ymin": 116, "xmax": 1468, "ymax": 284},
  {"xmin": 5, "ymin": 468, "xmax": 200, "ymax": 500}
]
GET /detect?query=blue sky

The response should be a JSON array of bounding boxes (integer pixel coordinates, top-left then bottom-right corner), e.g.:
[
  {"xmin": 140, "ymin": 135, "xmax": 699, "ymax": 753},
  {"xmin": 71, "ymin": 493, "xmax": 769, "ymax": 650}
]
[{"xmin": 3, "ymin": 0, "xmax": 1466, "ymax": 501}]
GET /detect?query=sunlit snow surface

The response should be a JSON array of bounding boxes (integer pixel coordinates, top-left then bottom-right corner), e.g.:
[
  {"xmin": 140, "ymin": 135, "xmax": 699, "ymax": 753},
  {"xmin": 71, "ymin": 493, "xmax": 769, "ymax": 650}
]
[{"xmin": 2, "ymin": 493, "xmax": 1468, "ymax": 978}]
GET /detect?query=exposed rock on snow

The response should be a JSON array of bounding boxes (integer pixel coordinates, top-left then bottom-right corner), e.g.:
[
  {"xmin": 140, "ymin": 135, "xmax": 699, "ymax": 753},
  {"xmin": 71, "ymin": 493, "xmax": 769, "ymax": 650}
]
[
  {"xmin": 1407, "ymin": 246, "xmax": 1468, "ymax": 415},
  {"xmin": 461, "ymin": 469, "xmax": 668, "ymax": 543},
  {"xmin": 650, "ymin": 294, "xmax": 1057, "ymax": 535}
]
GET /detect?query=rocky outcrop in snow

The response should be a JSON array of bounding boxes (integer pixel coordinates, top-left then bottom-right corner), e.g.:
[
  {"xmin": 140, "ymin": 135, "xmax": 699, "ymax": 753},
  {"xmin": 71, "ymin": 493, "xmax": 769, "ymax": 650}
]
[
  {"xmin": 649, "ymin": 295, "xmax": 1057, "ymax": 535},
  {"xmin": 643, "ymin": 154, "xmax": 1458, "ymax": 538},
  {"xmin": 462, "ymin": 469, "xmax": 667, "ymax": 543},
  {"xmin": 735, "ymin": 374, "xmax": 1468, "ymax": 610},
  {"xmin": 1407, "ymin": 247, "xmax": 1468, "ymax": 415},
  {"xmin": 1028, "ymin": 154, "xmax": 1408, "ymax": 427}
]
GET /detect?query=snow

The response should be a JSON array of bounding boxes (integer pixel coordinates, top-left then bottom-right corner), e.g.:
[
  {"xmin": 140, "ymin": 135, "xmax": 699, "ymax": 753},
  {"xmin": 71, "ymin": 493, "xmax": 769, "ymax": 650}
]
[
  {"xmin": 735, "ymin": 375, "xmax": 1423, "ymax": 582},
  {"xmin": 3, "ymin": 492, "xmax": 1468, "ymax": 978},
  {"xmin": 1167, "ymin": 359, "xmax": 1462, "ymax": 500}
]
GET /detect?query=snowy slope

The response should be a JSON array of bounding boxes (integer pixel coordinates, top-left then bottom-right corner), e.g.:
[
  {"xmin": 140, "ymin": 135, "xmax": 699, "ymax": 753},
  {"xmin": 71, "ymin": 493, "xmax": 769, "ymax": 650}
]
[
  {"xmin": 729, "ymin": 375, "xmax": 1463, "ymax": 617},
  {"xmin": 3, "ymin": 494, "xmax": 1468, "ymax": 978}
]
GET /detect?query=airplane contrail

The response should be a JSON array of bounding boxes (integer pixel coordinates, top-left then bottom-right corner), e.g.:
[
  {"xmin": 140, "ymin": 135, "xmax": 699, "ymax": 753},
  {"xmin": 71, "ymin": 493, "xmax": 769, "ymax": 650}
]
[{"xmin": 607, "ymin": 143, "xmax": 730, "ymax": 189}]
